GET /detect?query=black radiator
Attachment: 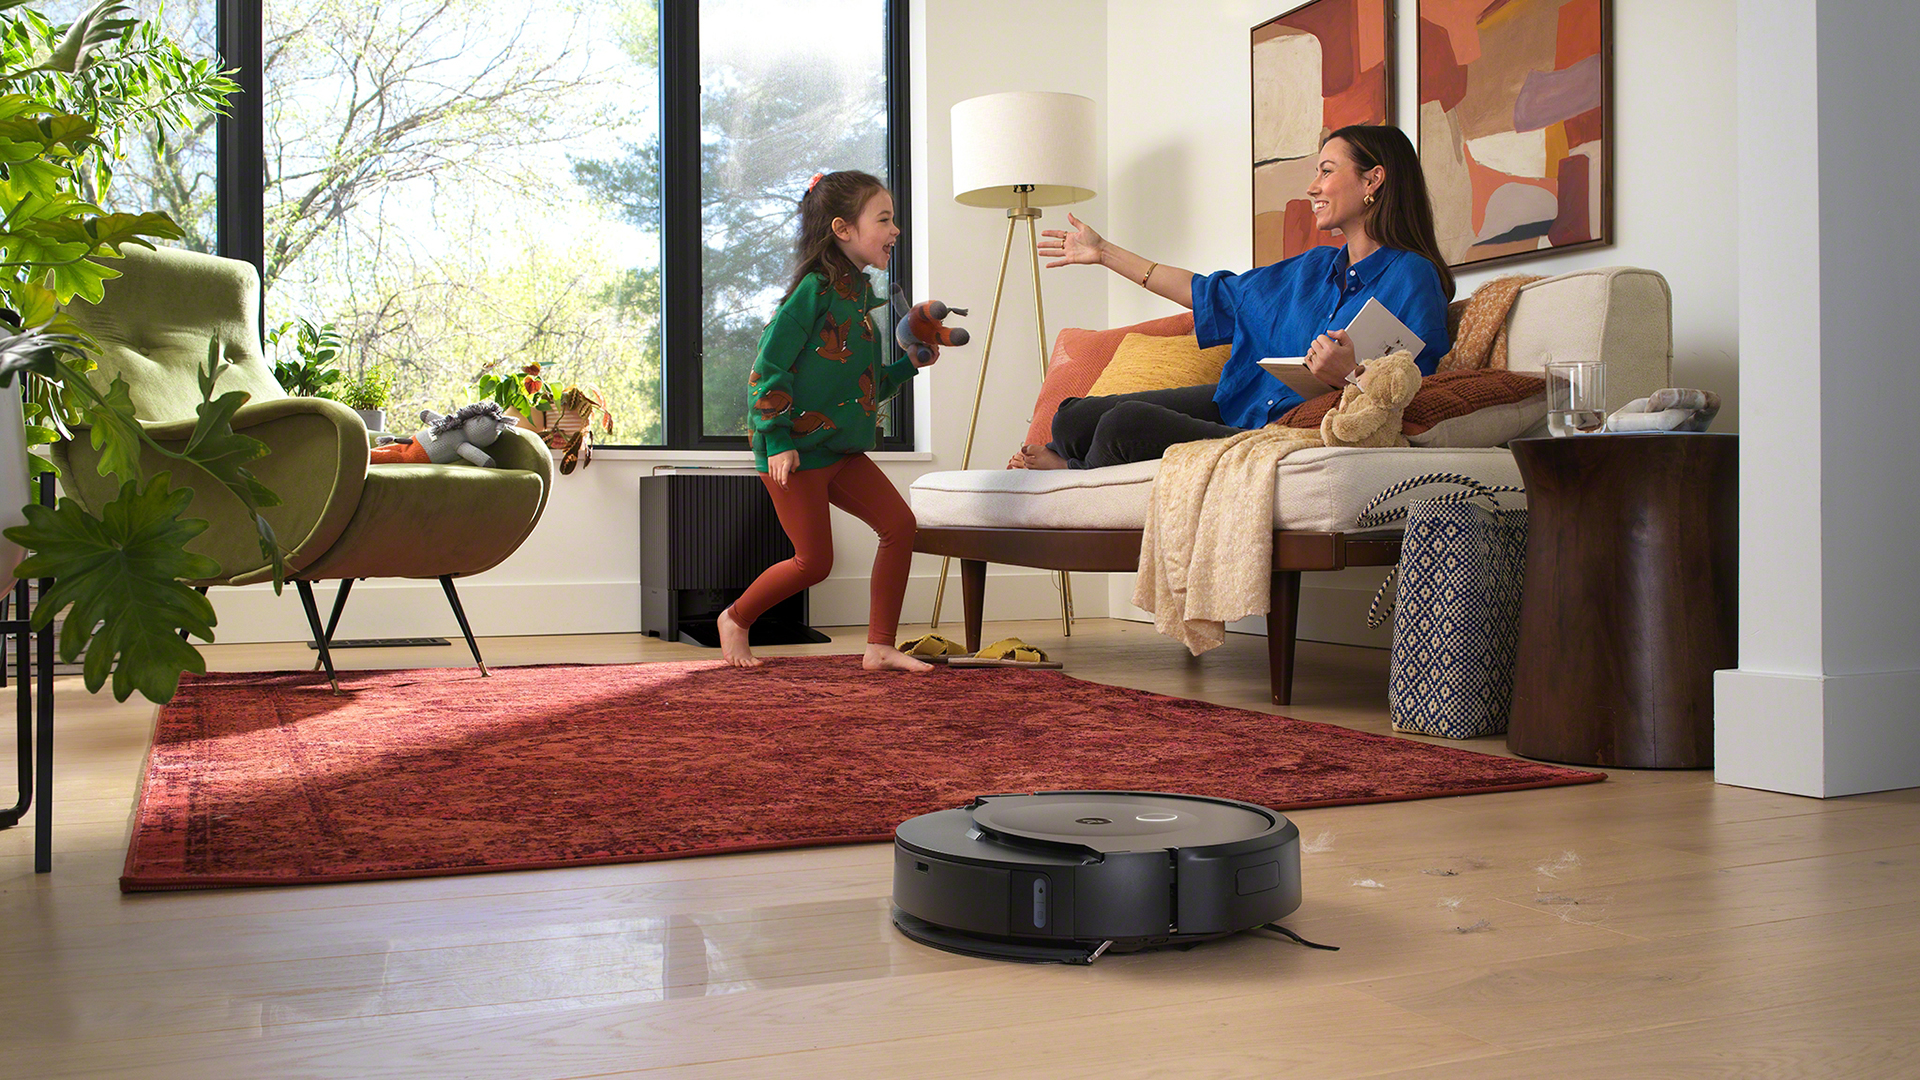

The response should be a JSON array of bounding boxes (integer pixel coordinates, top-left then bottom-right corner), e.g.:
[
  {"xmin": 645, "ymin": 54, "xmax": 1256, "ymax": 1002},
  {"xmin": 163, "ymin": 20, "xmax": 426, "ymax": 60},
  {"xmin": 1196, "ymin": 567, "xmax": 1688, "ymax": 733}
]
[{"xmin": 639, "ymin": 472, "xmax": 829, "ymax": 647}]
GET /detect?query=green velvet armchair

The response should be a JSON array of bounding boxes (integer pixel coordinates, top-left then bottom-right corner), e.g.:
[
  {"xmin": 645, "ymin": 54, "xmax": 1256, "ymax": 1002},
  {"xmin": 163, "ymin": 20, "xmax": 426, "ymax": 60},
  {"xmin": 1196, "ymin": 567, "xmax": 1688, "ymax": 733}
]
[{"xmin": 53, "ymin": 246, "xmax": 553, "ymax": 688}]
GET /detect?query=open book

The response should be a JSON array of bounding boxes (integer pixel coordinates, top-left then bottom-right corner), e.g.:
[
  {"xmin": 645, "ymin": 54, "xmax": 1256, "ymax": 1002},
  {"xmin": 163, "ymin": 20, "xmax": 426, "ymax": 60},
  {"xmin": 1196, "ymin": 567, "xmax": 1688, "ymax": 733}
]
[{"xmin": 1257, "ymin": 297, "xmax": 1427, "ymax": 399}]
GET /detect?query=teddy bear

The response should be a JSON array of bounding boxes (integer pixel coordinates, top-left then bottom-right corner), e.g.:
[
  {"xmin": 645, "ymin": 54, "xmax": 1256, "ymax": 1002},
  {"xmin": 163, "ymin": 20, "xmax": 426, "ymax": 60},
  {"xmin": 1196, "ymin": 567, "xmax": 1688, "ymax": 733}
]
[
  {"xmin": 1319, "ymin": 350, "xmax": 1423, "ymax": 447},
  {"xmin": 371, "ymin": 402, "xmax": 520, "ymax": 468}
]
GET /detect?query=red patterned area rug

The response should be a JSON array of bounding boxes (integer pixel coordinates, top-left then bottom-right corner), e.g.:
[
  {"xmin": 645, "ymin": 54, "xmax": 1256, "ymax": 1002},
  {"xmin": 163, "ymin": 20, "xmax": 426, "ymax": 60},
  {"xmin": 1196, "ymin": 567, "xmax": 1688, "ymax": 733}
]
[{"xmin": 121, "ymin": 657, "xmax": 1603, "ymax": 892}]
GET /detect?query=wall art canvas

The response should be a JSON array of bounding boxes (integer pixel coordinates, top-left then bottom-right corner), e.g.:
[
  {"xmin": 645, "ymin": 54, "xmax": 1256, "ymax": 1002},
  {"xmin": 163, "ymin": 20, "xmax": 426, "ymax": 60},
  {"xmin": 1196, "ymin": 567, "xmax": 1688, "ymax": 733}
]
[
  {"xmin": 1417, "ymin": 0, "xmax": 1612, "ymax": 270},
  {"xmin": 1253, "ymin": 0, "xmax": 1394, "ymax": 267}
]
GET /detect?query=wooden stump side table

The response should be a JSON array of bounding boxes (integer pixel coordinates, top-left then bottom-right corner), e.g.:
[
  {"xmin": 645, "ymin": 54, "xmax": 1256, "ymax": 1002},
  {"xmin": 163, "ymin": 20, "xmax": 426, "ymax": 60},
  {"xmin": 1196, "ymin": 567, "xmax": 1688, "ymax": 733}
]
[{"xmin": 1506, "ymin": 433, "xmax": 1738, "ymax": 768}]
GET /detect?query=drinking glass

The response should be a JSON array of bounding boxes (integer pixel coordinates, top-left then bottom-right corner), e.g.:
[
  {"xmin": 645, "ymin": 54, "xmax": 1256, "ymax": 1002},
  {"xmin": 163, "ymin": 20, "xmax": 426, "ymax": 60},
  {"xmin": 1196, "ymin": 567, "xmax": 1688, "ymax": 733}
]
[{"xmin": 1544, "ymin": 360, "xmax": 1606, "ymax": 436}]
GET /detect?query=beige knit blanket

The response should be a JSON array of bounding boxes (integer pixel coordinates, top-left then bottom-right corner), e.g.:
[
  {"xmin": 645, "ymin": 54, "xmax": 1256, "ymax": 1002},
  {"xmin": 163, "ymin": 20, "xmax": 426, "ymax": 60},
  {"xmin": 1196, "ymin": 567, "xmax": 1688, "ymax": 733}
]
[{"xmin": 1132, "ymin": 425, "xmax": 1325, "ymax": 654}]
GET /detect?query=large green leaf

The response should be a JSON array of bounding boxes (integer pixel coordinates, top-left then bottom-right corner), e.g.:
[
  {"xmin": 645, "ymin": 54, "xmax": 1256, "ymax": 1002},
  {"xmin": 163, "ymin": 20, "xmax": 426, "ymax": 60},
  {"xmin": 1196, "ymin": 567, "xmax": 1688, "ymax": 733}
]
[
  {"xmin": 81, "ymin": 369, "xmax": 144, "ymax": 481},
  {"xmin": 5, "ymin": 475, "xmax": 219, "ymax": 703}
]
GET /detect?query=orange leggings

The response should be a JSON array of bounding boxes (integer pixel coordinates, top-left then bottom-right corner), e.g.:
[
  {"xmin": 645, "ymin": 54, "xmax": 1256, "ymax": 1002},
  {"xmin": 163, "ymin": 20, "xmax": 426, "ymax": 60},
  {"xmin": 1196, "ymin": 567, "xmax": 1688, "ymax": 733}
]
[{"xmin": 729, "ymin": 453, "xmax": 916, "ymax": 646}]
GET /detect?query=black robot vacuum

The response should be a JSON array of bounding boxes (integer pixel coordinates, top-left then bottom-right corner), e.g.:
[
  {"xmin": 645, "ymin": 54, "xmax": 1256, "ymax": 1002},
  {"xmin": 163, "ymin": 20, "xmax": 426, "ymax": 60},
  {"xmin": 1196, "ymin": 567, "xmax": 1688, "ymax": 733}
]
[{"xmin": 892, "ymin": 791, "xmax": 1302, "ymax": 964}]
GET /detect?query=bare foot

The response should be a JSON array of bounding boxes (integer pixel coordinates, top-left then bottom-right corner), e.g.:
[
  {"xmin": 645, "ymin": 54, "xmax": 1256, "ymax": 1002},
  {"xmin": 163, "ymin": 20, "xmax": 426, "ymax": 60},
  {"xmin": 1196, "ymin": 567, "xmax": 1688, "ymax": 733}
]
[
  {"xmin": 863, "ymin": 643, "xmax": 934, "ymax": 673},
  {"xmin": 718, "ymin": 607, "xmax": 760, "ymax": 667},
  {"xmin": 1006, "ymin": 448, "xmax": 1028, "ymax": 469},
  {"xmin": 1017, "ymin": 444, "xmax": 1071, "ymax": 470}
]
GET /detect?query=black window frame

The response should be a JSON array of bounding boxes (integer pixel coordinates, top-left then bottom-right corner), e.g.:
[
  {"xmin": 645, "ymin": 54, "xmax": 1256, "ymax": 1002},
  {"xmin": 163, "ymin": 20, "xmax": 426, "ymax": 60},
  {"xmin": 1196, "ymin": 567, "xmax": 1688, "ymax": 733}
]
[{"xmin": 215, "ymin": 0, "xmax": 914, "ymax": 452}]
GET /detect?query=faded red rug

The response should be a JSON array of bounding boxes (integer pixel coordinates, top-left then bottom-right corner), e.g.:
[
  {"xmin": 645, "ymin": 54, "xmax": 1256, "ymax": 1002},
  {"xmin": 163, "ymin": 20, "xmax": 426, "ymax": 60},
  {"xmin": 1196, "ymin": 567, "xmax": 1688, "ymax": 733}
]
[{"xmin": 121, "ymin": 657, "xmax": 1603, "ymax": 891}]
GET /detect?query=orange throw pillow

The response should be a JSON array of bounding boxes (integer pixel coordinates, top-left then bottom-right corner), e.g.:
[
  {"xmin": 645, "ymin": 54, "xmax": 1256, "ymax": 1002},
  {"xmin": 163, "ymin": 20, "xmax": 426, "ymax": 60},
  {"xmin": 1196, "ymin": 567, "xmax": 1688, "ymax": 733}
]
[{"xmin": 1024, "ymin": 311, "xmax": 1196, "ymax": 449}]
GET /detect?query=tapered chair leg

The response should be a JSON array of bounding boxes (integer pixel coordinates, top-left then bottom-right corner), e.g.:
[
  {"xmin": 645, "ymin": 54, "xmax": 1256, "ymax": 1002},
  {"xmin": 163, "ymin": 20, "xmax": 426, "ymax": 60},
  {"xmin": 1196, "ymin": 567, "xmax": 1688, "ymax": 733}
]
[
  {"xmin": 313, "ymin": 579, "xmax": 355, "ymax": 671},
  {"xmin": 440, "ymin": 575, "xmax": 489, "ymax": 676},
  {"xmin": 295, "ymin": 580, "xmax": 341, "ymax": 693}
]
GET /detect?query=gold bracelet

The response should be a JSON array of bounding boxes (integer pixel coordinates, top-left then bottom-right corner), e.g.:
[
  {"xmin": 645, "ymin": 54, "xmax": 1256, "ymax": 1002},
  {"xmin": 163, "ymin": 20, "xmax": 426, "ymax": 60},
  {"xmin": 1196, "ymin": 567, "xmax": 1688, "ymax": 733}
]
[{"xmin": 1139, "ymin": 261, "xmax": 1158, "ymax": 286}]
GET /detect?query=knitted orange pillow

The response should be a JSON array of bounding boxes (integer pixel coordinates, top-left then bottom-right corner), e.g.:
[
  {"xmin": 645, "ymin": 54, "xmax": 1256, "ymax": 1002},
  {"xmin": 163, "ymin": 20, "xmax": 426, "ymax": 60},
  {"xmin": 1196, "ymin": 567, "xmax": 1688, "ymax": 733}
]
[
  {"xmin": 1024, "ymin": 311, "xmax": 1197, "ymax": 449},
  {"xmin": 1276, "ymin": 368, "xmax": 1546, "ymax": 444}
]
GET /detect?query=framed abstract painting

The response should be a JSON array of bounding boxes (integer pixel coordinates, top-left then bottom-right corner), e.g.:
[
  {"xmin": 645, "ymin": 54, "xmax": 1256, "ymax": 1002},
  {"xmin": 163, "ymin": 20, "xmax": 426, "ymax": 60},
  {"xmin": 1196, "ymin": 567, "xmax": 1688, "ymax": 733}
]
[
  {"xmin": 1252, "ymin": 0, "xmax": 1395, "ymax": 267},
  {"xmin": 1417, "ymin": 0, "xmax": 1612, "ymax": 270}
]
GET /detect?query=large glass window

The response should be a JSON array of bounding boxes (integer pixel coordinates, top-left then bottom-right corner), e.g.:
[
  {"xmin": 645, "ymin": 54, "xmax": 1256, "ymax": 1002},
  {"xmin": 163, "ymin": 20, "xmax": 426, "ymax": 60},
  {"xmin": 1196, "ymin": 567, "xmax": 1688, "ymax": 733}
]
[
  {"xmin": 64, "ymin": 0, "xmax": 907, "ymax": 450},
  {"xmin": 690, "ymin": 0, "xmax": 893, "ymax": 441},
  {"xmin": 263, "ymin": 0, "xmax": 664, "ymax": 441}
]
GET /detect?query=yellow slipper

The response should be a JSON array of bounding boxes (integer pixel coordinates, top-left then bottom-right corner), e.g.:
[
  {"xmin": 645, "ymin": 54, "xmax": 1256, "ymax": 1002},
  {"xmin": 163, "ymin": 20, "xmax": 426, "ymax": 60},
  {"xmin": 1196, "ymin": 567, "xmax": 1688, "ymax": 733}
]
[
  {"xmin": 898, "ymin": 633, "xmax": 966, "ymax": 662},
  {"xmin": 948, "ymin": 637, "xmax": 1063, "ymax": 669}
]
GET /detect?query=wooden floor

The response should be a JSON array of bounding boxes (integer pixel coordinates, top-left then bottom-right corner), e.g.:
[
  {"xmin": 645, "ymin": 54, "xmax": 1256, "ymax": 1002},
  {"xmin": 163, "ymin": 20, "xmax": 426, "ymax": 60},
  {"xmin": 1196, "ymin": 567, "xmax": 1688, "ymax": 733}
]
[{"xmin": 4, "ymin": 619, "xmax": 1917, "ymax": 1078}]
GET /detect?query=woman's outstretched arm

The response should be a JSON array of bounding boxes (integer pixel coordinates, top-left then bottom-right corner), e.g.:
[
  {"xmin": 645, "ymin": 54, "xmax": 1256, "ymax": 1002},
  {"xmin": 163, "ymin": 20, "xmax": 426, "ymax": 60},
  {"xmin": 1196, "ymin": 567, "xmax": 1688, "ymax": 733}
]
[{"xmin": 1039, "ymin": 213, "xmax": 1197, "ymax": 309}]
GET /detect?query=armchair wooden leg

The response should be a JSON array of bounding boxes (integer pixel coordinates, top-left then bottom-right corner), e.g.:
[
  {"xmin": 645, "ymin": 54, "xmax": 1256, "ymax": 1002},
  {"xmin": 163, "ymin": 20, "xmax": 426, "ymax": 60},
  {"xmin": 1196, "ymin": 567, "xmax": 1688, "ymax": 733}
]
[
  {"xmin": 440, "ymin": 576, "xmax": 489, "ymax": 677},
  {"xmin": 1268, "ymin": 571, "xmax": 1302, "ymax": 706},
  {"xmin": 960, "ymin": 559, "xmax": 986, "ymax": 655},
  {"xmin": 295, "ymin": 580, "xmax": 341, "ymax": 693}
]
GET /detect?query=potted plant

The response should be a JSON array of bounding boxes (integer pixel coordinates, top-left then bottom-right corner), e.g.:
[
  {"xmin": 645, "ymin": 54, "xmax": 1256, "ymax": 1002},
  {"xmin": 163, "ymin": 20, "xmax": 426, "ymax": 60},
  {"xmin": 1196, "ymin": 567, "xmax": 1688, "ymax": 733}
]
[
  {"xmin": 0, "ymin": 1, "xmax": 262, "ymax": 704},
  {"xmin": 266, "ymin": 317, "xmax": 344, "ymax": 399},
  {"xmin": 475, "ymin": 361, "xmax": 613, "ymax": 472},
  {"xmin": 337, "ymin": 363, "xmax": 395, "ymax": 432}
]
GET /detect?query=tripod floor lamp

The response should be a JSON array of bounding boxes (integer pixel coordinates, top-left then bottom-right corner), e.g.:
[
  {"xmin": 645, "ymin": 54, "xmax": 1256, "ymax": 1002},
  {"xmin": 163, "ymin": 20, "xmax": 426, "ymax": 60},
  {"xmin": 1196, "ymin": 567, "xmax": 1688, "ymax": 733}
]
[{"xmin": 931, "ymin": 90, "xmax": 1097, "ymax": 636}]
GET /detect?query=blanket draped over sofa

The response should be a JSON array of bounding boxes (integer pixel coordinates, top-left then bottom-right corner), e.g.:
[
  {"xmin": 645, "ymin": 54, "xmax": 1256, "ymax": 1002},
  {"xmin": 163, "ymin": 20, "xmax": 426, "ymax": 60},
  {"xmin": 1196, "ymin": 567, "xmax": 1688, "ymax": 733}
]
[{"xmin": 1134, "ymin": 425, "xmax": 1325, "ymax": 653}]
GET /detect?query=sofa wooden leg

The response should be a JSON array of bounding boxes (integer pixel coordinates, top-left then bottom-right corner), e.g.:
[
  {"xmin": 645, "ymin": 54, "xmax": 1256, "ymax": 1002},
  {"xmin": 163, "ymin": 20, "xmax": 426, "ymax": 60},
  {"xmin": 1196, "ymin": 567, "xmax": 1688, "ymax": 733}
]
[
  {"xmin": 961, "ymin": 559, "xmax": 986, "ymax": 654},
  {"xmin": 1268, "ymin": 570, "xmax": 1302, "ymax": 706}
]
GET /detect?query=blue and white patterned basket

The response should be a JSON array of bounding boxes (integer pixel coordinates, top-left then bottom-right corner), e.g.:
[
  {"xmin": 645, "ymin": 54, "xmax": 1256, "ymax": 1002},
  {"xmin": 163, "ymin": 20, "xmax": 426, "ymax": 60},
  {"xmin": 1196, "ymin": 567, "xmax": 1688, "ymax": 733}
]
[{"xmin": 1358, "ymin": 474, "xmax": 1528, "ymax": 740}]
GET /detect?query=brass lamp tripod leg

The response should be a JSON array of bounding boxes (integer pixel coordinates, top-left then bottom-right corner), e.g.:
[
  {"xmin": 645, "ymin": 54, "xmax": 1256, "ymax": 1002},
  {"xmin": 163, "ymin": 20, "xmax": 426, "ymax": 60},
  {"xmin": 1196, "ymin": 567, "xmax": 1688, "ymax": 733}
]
[{"xmin": 929, "ymin": 195, "xmax": 1074, "ymax": 637}]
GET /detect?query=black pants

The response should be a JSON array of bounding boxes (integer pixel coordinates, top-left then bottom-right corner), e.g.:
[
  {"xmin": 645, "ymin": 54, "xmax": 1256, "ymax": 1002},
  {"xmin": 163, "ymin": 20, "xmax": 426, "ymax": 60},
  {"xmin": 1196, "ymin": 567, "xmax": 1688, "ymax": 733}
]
[{"xmin": 1047, "ymin": 384, "xmax": 1245, "ymax": 469}]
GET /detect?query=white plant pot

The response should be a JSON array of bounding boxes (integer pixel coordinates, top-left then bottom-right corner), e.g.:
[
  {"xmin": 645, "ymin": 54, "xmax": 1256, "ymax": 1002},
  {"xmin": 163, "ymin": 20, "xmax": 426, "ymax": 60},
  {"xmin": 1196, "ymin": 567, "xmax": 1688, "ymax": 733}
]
[{"xmin": 354, "ymin": 407, "xmax": 387, "ymax": 433}]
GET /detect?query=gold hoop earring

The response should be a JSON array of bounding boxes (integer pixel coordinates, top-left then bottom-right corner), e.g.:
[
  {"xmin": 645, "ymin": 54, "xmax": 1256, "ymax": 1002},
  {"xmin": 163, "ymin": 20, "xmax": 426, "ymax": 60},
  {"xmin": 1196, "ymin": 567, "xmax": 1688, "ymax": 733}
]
[{"xmin": 1364, "ymin": 192, "xmax": 1375, "ymax": 206}]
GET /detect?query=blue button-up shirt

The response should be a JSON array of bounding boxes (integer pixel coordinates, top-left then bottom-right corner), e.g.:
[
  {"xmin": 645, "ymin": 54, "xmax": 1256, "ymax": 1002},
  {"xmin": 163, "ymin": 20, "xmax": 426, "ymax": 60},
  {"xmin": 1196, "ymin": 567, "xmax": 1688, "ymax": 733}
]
[{"xmin": 1192, "ymin": 245, "xmax": 1450, "ymax": 429}]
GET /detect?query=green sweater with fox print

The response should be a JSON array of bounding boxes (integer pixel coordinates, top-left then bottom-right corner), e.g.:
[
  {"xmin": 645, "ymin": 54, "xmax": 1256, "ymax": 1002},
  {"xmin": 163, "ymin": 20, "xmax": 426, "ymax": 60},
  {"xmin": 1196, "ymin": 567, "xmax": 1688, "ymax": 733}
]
[{"xmin": 748, "ymin": 271, "xmax": 920, "ymax": 473}]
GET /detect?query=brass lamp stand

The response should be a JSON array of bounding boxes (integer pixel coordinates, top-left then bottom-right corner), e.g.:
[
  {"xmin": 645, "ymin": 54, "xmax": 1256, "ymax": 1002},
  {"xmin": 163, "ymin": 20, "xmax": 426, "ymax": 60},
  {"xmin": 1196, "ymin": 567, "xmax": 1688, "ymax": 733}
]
[
  {"xmin": 937, "ymin": 90, "xmax": 1097, "ymax": 638},
  {"xmin": 928, "ymin": 187, "xmax": 1073, "ymax": 637}
]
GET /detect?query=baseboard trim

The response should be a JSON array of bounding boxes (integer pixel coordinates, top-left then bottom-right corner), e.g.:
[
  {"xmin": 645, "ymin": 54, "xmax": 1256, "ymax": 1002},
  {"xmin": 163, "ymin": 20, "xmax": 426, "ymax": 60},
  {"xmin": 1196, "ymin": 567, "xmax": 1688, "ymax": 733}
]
[{"xmin": 1716, "ymin": 666, "xmax": 1920, "ymax": 797}]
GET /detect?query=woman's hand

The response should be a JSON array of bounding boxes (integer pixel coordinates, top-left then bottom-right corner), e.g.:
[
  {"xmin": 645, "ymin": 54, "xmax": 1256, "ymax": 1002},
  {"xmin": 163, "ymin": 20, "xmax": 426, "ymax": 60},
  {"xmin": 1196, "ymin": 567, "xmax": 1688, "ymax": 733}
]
[
  {"xmin": 1304, "ymin": 329, "xmax": 1360, "ymax": 389},
  {"xmin": 1038, "ymin": 213, "xmax": 1105, "ymax": 268},
  {"xmin": 768, "ymin": 449, "xmax": 800, "ymax": 488}
]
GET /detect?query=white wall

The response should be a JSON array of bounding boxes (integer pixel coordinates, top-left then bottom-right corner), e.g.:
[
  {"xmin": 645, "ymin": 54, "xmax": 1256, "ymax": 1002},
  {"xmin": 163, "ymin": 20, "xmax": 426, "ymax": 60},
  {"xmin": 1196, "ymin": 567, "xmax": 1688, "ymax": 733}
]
[{"xmin": 1715, "ymin": 0, "xmax": 1920, "ymax": 797}]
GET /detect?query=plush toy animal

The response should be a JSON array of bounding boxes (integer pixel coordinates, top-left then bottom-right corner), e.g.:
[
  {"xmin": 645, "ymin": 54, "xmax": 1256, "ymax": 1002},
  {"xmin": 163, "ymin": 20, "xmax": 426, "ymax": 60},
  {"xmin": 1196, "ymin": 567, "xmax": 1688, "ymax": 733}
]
[
  {"xmin": 1319, "ymin": 351, "xmax": 1423, "ymax": 447},
  {"xmin": 890, "ymin": 286, "xmax": 969, "ymax": 367},
  {"xmin": 371, "ymin": 402, "xmax": 520, "ymax": 468}
]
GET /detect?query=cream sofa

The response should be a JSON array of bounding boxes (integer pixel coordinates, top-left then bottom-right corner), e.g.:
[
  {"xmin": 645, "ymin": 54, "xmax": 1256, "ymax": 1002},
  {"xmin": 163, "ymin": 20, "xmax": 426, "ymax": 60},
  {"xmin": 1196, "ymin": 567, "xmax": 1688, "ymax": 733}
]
[{"xmin": 910, "ymin": 265, "xmax": 1674, "ymax": 704}]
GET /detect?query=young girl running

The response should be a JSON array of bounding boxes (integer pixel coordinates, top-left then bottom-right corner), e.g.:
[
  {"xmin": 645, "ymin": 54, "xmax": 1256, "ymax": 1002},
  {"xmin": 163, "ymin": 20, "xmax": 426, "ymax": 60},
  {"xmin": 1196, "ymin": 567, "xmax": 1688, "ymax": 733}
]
[{"xmin": 719, "ymin": 170, "xmax": 937, "ymax": 672}]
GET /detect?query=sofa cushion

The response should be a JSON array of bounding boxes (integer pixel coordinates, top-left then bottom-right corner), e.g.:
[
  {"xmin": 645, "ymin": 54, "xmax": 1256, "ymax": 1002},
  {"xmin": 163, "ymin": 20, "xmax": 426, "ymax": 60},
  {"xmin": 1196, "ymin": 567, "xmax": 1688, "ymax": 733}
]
[
  {"xmin": 911, "ymin": 447, "xmax": 1524, "ymax": 534},
  {"xmin": 1026, "ymin": 311, "xmax": 1196, "ymax": 448},
  {"xmin": 1084, "ymin": 332, "xmax": 1230, "ymax": 398},
  {"xmin": 1275, "ymin": 369, "xmax": 1546, "ymax": 447}
]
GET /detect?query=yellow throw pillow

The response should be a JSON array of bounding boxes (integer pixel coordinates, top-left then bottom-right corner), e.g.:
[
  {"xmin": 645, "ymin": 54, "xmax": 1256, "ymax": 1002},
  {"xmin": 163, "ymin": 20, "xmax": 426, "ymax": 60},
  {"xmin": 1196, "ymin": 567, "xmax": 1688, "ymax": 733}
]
[{"xmin": 1085, "ymin": 333, "xmax": 1230, "ymax": 397}]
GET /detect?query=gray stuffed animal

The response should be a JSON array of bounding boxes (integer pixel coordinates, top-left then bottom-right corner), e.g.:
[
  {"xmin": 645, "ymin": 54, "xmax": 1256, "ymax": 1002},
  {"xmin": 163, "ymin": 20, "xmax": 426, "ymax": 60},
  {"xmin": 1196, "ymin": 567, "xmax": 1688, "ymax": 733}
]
[{"xmin": 371, "ymin": 402, "xmax": 520, "ymax": 467}]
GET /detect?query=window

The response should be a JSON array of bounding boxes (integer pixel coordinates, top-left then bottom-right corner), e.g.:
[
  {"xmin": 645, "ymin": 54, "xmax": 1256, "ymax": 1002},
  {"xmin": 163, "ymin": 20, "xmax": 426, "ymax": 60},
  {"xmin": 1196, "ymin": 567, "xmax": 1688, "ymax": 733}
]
[{"xmin": 82, "ymin": 0, "xmax": 910, "ymax": 450}]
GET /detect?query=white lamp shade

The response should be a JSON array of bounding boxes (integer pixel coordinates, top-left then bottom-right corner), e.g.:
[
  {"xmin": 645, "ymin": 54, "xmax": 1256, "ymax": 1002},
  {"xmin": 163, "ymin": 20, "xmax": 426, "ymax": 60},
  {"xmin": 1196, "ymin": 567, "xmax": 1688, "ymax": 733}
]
[{"xmin": 951, "ymin": 91, "xmax": 1098, "ymax": 208}]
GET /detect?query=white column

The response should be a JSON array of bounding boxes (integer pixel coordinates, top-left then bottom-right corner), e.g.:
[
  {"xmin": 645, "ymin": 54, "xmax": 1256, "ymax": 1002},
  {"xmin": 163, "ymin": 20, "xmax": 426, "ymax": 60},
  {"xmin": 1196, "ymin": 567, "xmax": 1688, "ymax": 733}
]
[{"xmin": 1717, "ymin": 0, "xmax": 1920, "ymax": 796}]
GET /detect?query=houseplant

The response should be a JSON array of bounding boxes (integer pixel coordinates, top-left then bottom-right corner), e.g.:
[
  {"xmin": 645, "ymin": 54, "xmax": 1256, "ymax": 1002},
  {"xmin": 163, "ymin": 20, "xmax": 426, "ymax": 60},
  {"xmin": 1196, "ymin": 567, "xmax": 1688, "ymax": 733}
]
[
  {"xmin": 337, "ymin": 363, "xmax": 394, "ymax": 432},
  {"xmin": 266, "ymin": 317, "xmax": 344, "ymax": 399},
  {"xmin": 475, "ymin": 361, "xmax": 613, "ymax": 472},
  {"xmin": 0, "ymin": 1, "xmax": 269, "ymax": 704}
]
